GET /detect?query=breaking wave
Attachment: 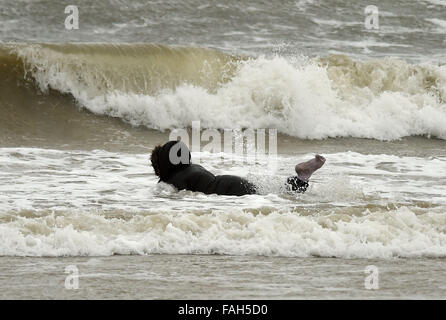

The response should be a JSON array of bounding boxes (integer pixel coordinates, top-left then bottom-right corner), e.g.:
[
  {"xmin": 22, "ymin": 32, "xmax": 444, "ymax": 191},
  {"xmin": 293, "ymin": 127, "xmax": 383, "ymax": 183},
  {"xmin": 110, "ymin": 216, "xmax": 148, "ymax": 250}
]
[
  {"xmin": 1, "ymin": 206, "xmax": 445, "ymax": 258},
  {"xmin": 1, "ymin": 43, "xmax": 446, "ymax": 141}
]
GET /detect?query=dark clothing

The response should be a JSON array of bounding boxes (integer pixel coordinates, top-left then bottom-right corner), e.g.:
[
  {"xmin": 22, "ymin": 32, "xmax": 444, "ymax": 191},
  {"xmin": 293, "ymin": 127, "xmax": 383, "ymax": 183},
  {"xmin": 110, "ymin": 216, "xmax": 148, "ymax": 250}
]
[
  {"xmin": 166, "ymin": 164, "xmax": 257, "ymax": 196},
  {"xmin": 153, "ymin": 141, "xmax": 308, "ymax": 196},
  {"xmin": 287, "ymin": 176, "xmax": 309, "ymax": 193}
]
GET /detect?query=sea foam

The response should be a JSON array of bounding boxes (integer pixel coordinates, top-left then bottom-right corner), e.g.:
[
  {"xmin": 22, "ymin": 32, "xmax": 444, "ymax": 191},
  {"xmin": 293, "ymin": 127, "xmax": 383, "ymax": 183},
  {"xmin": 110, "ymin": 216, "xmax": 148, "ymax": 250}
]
[
  {"xmin": 12, "ymin": 44, "xmax": 446, "ymax": 141},
  {"xmin": 1, "ymin": 206, "xmax": 446, "ymax": 258}
]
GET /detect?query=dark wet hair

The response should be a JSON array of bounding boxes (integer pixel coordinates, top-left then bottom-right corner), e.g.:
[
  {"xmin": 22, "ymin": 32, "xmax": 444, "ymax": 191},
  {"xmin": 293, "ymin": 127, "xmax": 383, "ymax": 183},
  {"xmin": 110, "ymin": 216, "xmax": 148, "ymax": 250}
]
[
  {"xmin": 150, "ymin": 141, "xmax": 191, "ymax": 182},
  {"xmin": 150, "ymin": 145, "xmax": 163, "ymax": 177}
]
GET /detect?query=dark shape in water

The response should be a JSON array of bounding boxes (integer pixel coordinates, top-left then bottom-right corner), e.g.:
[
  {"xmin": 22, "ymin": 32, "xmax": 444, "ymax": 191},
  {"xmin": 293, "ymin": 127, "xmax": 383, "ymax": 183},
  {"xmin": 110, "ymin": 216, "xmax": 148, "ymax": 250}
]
[{"xmin": 151, "ymin": 141, "xmax": 325, "ymax": 196}]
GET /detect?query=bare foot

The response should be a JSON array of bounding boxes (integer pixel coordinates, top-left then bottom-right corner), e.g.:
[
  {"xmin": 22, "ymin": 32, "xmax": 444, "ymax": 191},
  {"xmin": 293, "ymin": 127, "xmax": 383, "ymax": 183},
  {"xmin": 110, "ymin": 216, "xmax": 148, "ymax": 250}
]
[{"xmin": 295, "ymin": 155, "xmax": 326, "ymax": 181}]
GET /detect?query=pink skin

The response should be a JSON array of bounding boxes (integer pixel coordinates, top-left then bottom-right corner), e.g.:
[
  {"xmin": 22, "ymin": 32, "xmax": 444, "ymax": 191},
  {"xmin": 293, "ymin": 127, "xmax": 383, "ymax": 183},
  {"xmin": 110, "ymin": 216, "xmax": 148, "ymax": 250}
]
[{"xmin": 295, "ymin": 154, "xmax": 326, "ymax": 182}]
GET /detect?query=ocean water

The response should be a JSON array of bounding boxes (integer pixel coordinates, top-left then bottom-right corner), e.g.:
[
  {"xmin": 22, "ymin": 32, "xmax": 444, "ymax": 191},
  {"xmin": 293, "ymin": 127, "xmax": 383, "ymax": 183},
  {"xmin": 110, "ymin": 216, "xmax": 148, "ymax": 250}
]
[{"xmin": 1, "ymin": 0, "xmax": 446, "ymax": 299}]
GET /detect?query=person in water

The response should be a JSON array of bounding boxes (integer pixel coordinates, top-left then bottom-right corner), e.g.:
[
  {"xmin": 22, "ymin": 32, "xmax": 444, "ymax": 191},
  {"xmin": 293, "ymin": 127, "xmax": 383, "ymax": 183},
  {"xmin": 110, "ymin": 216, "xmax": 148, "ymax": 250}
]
[{"xmin": 150, "ymin": 140, "xmax": 325, "ymax": 196}]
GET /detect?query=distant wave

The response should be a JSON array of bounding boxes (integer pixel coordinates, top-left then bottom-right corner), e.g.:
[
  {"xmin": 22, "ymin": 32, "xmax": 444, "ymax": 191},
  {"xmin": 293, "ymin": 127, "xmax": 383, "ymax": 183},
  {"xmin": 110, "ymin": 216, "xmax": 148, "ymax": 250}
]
[
  {"xmin": 1, "ymin": 43, "xmax": 446, "ymax": 141},
  {"xmin": 426, "ymin": 18, "xmax": 446, "ymax": 31},
  {"xmin": 425, "ymin": 0, "xmax": 446, "ymax": 7}
]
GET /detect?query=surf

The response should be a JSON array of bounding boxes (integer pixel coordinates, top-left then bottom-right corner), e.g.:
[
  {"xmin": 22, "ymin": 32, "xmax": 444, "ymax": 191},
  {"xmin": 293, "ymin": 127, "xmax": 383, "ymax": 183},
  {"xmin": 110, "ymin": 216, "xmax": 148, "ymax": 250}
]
[
  {"xmin": 1, "ymin": 205, "xmax": 445, "ymax": 258},
  {"xmin": 1, "ymin": 43, "xmax": 446, "ymax": 141}
]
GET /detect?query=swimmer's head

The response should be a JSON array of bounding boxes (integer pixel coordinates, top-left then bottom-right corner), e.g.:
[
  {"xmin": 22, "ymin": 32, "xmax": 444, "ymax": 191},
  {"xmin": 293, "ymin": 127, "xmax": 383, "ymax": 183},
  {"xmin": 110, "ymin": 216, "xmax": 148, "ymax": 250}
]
[{"xmin": 150, "ymin": 140, "xmax": 191, "ymax": 181}]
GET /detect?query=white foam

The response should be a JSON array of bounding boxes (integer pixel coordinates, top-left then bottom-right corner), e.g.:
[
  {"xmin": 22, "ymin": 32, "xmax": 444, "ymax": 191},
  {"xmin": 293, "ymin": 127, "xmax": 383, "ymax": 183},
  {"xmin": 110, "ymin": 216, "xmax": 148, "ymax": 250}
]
[
  {"xmin": 295, "ymin": 0, "xmax": 316, "ymax": 12},
  {"xmin": 17, "ymin": 46, "xmax": 446, "ymax": 141},
  {"xmin": 424, "ymin": 0, "xmax": 446, "ymax": 7},
  {"xmin": 312, "ymin": 19, "xmax": 361, "ymax": 28},
  {"xmin": 1, "ymin": 206, "xmax": 446, "ymax": 258},
  {"xmin": 1, "ymin": 147, "xmax": 446, "ymax": 258},
  {"xmin": 426, "ymin": 18, "xmax": 446, "ymax": 33},
  {"xmin": 27, "ymin": 57, "xmax": 446, "ymax": 140},
  {"xmin": 98, "ymin": 57, "xmax": 446, "ymax": 140}
]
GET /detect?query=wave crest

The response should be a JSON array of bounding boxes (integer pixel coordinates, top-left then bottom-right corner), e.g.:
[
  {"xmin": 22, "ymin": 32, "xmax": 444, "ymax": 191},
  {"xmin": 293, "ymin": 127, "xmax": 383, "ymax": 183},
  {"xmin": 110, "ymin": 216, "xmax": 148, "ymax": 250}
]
[
  {"xmin": 1, "ymin": 43, "xmax": 446, "ymax": 141},
  {"xmin": 1, "ymin": 206, "xmax": 445, "ymax": 258}
]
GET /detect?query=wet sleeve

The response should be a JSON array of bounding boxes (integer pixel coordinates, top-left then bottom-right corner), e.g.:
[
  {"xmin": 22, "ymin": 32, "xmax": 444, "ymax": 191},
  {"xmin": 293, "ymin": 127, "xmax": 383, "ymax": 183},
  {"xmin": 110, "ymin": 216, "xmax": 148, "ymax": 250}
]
[{"xmin": 210, "ymin": 175, "xmax": 257, "ymax": 196}]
